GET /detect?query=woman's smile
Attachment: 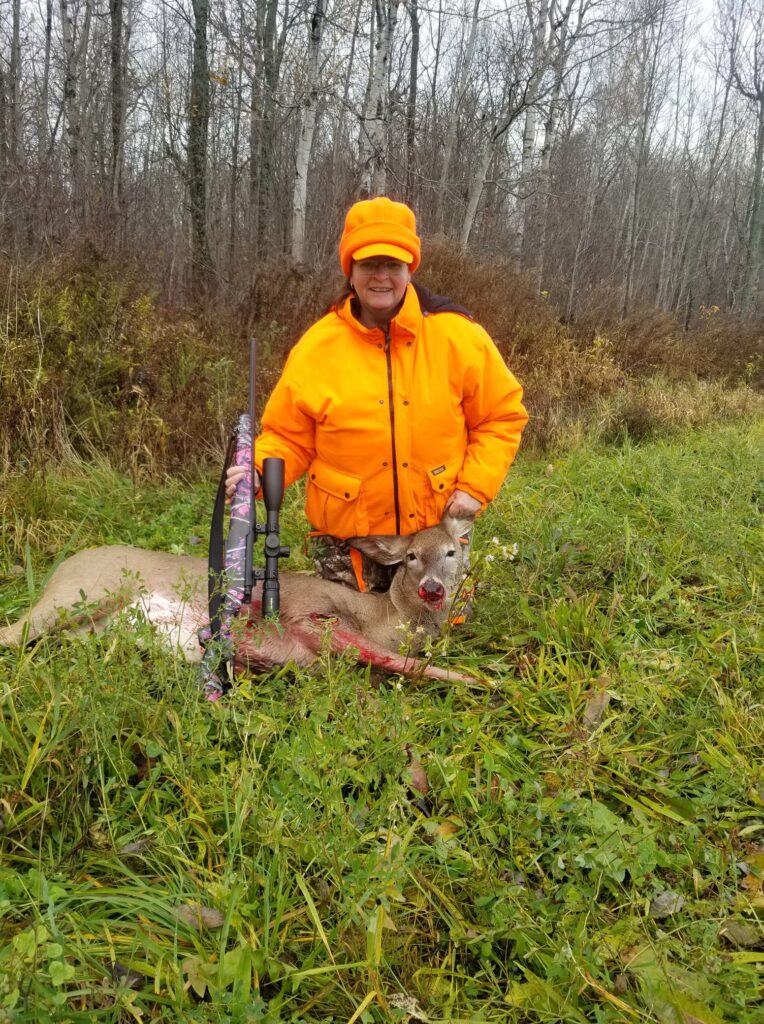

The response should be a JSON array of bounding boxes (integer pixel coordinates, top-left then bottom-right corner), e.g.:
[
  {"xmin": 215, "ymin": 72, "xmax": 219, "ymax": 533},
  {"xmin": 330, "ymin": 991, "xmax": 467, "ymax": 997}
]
[{"xmin": 350, "ymin": 258, "xmax": 411, "ymax": 328}]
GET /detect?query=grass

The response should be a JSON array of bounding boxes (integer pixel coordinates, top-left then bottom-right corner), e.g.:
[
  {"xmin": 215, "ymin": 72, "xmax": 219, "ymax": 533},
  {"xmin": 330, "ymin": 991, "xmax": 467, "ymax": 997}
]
[{"xmin": 0, "ymin": 421, "xmax": 762, "ymax": 1022}]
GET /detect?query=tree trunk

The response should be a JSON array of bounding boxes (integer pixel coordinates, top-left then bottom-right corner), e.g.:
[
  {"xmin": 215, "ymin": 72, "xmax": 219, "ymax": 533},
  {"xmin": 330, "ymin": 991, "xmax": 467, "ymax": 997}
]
[
  {"xmin": 60, "ymin": 0, "xmax": 81, "ymax": 202},
  {"xmin": 9, "ymin": 0, "xmax": 21, "ymax": 168},
  {"xmin": 359, "ymin": 0, "xmax": 400, "ymax": 196},
  {"xmin": 331, "ymin": 0, "xmax": 363, "ymax": 182},
  {"xmin": 621, "ymin": 2, "xmax": 667, "ymax": 319},
  {"xmin": 511, "ymin": 0, "xmax": 550, "ymax": 272},
  {"xmin": 0, "ymin": 61, "xmax": 6, "ymax": 181},
  {"xmin": 460, "ymin": 138, "xmax": 494, "ymax": 249},
  {"xmin": 435, "ymin": 0, "xmax": 480, "ymax": 232},
  {"xmin": 739, "ymin": 97, "xmax": 764, "ymax": 313},
  {"xmin": 404, "ymin": 0, "xmax": 419, "ymax": 204},
  {"xmin": 189, "ymin": 0, "xmax": 214, "ymax": 292},
  {"xmin": 39, "ymin": 0, "xmax": 53, "ymax": 159},
  {"xmin": 110, "ymin": 0, "xmax": 124, "ymax": 213},
  {"xmin": 292, "ymin": 0, "xmax": 324, "ymax": 263},
  {"xmin": 228, "ymin": 16, "xmax": 245, "ymax": 275}
]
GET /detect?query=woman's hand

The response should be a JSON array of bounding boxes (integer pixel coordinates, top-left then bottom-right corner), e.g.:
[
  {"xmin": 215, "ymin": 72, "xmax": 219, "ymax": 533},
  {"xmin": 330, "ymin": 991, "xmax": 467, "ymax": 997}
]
[
  {"xmin": 445, "ymin": 489, "xmax": 481, "ymax": 518},
  {"xmin": 225, "ymin": 465, "xmax": 260, "ymax": 504}
]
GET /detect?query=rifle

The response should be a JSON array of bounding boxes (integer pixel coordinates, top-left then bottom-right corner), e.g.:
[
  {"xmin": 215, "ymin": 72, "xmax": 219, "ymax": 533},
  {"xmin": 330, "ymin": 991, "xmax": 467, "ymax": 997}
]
[{"xmin": 199, "ymin": 337, "xmax": 290, "ymax": 699}]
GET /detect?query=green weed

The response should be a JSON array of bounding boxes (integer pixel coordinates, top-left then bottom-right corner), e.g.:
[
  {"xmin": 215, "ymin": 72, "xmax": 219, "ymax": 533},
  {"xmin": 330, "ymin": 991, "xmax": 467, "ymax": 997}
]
[{"xmin": 0, "ymin": 422, "xmax": 762, "ymax": 1021}]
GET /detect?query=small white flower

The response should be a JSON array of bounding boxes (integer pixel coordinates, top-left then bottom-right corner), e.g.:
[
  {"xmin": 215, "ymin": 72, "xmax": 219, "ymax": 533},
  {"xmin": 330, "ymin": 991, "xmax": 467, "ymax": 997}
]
[
  {"xmin": 491, "ymin": 536, "xmax": 500, "ymax": 545},
  {"xmin": 485, "ymin": 554, "xmax": 495, "ymax": 562}
]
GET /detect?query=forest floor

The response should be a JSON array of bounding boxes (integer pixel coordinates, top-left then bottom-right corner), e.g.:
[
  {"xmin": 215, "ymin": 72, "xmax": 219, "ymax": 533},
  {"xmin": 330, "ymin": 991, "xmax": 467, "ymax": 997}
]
[{"xmin": 0, "ymin": 420, "xmax": 762, "ymax": 1023}]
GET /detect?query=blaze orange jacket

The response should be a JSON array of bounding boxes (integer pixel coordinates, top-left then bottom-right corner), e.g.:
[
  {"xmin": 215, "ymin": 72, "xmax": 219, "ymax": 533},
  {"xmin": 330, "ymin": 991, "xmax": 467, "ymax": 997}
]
[{"xmin": 255, "ymin": 283, "xmax": 528, "ymax": 539}]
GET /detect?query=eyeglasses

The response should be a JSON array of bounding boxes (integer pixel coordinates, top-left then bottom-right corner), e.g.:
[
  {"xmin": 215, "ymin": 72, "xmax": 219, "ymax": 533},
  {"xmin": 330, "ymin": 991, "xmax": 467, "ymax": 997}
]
[{"xmin": 353, "ymin": 259, "xmax": 409, "ymax": 275}]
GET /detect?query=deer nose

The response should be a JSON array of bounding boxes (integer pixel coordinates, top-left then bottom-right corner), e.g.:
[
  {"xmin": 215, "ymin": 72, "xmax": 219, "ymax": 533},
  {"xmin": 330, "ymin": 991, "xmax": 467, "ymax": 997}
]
[{"xmin": 418, "ymin": 579, "xmax": 446, "ymax": 608}]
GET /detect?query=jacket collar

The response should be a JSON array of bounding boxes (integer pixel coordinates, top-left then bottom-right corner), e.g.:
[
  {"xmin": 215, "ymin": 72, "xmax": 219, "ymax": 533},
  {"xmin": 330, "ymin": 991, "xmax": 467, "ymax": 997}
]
[{"xmin": 337, "ymin": 283, "xmax": 422, "ymax": 343}]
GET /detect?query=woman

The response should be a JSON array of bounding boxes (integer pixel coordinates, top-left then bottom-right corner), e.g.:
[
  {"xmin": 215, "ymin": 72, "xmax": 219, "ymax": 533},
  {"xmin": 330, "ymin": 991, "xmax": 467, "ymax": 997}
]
[{"xmin": 228, "ymin": 197, "xmax": 528, "ymax": 592}]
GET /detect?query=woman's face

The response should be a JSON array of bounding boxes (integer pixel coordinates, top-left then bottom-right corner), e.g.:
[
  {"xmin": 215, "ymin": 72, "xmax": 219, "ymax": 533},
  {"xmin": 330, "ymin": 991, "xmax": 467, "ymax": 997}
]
[{"xmin": 350, "ymin": 257, "xmax": 411, "ymax": 327}]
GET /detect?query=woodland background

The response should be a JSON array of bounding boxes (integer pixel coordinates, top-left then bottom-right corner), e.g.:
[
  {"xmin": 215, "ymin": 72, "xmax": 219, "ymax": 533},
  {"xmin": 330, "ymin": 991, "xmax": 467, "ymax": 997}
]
[
  {"xmin": 1, "ymin": 0, "xmax": 764, "ymax": 473},
  {"xmin": 5, "ymin": 0, "xmax": 764, "ymax": 311}
]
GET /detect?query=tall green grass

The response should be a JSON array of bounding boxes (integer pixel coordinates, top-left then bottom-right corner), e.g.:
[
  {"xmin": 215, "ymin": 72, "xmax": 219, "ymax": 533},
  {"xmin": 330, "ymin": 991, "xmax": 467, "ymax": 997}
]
[{"xmin": 1, "ymin": 422, "xmax": 762, "ymax": 1022}]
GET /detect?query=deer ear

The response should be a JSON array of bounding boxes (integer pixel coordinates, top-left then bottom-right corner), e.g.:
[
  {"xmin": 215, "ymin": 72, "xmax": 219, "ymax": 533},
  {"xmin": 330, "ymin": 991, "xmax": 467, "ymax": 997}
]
[
  {"xmin": 443, "ymin": 515, "xmax": 474, "ymax": 543},
  {"xmin": 348, "ymin": 535, "xmax": 410, "ymax": 565}
]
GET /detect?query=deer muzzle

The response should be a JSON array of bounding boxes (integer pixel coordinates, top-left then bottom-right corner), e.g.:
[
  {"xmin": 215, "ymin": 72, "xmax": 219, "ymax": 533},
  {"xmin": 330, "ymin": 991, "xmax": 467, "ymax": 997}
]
[{"xmin": 418, "ymin": 579, "xmax": 446, "ymax": 609}]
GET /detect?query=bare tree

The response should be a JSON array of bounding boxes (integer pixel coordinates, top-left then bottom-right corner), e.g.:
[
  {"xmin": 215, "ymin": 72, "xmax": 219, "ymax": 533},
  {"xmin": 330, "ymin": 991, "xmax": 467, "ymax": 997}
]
[
  {"xmin": 292, "ymin": 0, "xmax": 325, "ymax": 262},
  {"xmin": 621, "ymin": 0, "xmax": 674, "ymax": 318},
  {"xmin": 359, "ymin": 0, "xmax": 400, "ymax": 195},
  {"xmin": 404, "ymin": 0, "xmax": 419, "ymax": 202},
  {"xmin": 189, "ymin": 0, "xmax": 214, "ymax": 289},
  {"xmin": 436, "ymin": 0, "xmax": 481, "ymax": 232},
  {"xmin": 110, "ymin": 0, "xmax": 124, "ymax": 211},
  {"xmin": 9, "ymin": 0, "xmax": 21, "ymax": 168},
  {"xmin": 460, "ymin": 1, "xmax": 552, "ymax": 250},
  {"xmin": 60, "ymin": 0, "xmax": 93, "ymax": 212},
  {"xmin": 512, "ymin": 0, "xmax": 552, "ymax": 271},
  {"xmin": 720, "ymin": 0, "xmax": 764, "ymax": 313}
]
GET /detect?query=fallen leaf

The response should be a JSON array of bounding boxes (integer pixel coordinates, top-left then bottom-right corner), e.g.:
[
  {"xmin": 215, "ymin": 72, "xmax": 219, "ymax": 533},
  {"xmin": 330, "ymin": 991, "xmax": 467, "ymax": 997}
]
[
  {"xmin": 182, "ymin": 955, "xmax": 216, "ymax": 998},
  {"xmin": 649, "ymin": 891, "xmax": 684, "ymax": 919},
  {"xmin": 118, "ymin": 839, "xmax": 151, "ymax": 856},
  {"xmin": 174, "ymin": 904, "xmax": 226, "ymax": 930},
  {"xmin": 489, "ymin": 773, "xmax": 501, "ymax": 800},
  {"xmin": 110, "ymin": 961, "xmax": 143, "ymax": 988},
  {"xmin": 387, "ymin": 995, "xmax": 428, "ymax": 1019},
  {"xmin": 404, "ymin": 744, "xmax": 429, "ymax": 795},
  {"xmin": 741, "ymin": 873, "xmax": 763, "ymax": 896},
  {"xmin": 718, "ymin": 918, "xmax": 763, "ymax": 948},
  {"xmin": 582, "ymin": 689, "xmax": 611, "ymax": 734},
  {"xmin": 131, "ymin": 744, "xmax": 160, "ymax": 782}
]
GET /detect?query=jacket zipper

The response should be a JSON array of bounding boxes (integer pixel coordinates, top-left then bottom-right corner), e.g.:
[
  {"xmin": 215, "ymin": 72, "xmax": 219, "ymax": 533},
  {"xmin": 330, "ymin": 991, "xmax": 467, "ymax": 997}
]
[{"xmin": 384, "ymin": 329, "xmax": 401, "ymax": 534}]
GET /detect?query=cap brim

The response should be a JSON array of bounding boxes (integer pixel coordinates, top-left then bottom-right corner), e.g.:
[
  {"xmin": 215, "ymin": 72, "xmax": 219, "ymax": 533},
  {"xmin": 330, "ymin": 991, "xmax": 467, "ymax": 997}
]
[{"xmin": 352, "ymin": 243, "xmax": 414, "ymax": 265}]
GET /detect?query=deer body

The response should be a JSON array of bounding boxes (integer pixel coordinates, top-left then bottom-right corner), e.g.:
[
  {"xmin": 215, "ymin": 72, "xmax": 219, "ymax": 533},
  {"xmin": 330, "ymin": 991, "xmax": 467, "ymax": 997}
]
[{"xmin": 0, "ymin": 519, "xmax": 473, "ymax": 682}]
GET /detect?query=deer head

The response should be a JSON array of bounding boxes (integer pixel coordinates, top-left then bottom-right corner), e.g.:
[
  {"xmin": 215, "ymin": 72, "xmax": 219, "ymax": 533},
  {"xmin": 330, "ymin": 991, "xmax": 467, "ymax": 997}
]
[{"xmin": 348, "ymin": 516, "xmax": 473, "ymax": 622}]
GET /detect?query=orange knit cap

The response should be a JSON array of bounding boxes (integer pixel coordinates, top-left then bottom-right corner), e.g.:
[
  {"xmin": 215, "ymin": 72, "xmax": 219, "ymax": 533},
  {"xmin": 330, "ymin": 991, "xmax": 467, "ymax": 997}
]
[{"xmin": 339, "ymin": 197, "xmax": 421, "ymax": 277}]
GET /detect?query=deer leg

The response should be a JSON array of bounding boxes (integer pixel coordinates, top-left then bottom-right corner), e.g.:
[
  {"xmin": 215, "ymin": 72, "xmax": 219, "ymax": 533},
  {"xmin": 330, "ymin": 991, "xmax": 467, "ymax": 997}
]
[{"xmin": 289, "ymin": 614, "xmax": 477, "ymax": 684}]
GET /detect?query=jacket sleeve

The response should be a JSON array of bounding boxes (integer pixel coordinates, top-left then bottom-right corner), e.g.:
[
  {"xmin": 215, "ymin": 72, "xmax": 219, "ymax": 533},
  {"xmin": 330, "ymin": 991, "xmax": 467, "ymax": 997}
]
[
  {"xmin": 455, "ymin": 325, "xmax": 528, "ymax": 506},
  {"xmin": 255, "ymin": 347, "xmax": 317, "ymax": 489}
]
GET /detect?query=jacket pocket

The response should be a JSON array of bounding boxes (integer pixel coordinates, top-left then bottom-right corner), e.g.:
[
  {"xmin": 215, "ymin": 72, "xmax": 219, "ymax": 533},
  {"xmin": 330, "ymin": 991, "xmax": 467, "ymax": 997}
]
[
  {"xmin": 425, "ymin": 461, "xmax": 460, "ymax": 522},
  {"xmin": 305, "ymin": 458, "xmax": 367, "ymax": 537}
]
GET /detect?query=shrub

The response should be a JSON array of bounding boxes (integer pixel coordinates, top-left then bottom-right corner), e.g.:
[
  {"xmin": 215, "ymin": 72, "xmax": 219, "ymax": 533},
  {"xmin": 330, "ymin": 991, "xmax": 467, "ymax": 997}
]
[{"xmin": 1, "ymin": 240, "xmax": 762, "ymax": 474}]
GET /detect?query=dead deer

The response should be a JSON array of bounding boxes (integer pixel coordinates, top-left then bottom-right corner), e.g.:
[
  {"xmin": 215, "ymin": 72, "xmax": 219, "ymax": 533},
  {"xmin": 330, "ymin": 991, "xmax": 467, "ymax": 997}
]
[{"xmin": 0, "ymin": 517, "xmax": 475, "ymax": 683}]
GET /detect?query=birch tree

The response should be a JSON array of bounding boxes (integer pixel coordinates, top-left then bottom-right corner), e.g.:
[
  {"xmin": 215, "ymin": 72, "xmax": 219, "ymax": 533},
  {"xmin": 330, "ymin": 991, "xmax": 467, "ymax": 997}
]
[
  {"xmin": 404, "ymin": 0, "xmax": 419, "ymax": 202},
  {"xmin": 291, "ymin": 0, "xmax": 324, "ymax": 261},
  {"xmin": 359, "ymin": 0, "xmax": 400, "ymax": 195},
  {"xmin": 60, "ymin": 0, "xmax": 92, "ymax": 208},
  {"xmin": 512, "ymin": 0, "xmax": 551, "ymax": 271}
]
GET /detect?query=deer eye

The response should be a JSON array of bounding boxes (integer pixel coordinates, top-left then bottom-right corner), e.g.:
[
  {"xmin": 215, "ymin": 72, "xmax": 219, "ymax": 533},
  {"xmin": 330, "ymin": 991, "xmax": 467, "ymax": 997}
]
[
  {"xmin": 406, "ymin": 552, "xmax": 418, "ymax": 562},
  {"xmin": 446, "ymin": 549, "xmax": 456, "ymax": 558}
]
